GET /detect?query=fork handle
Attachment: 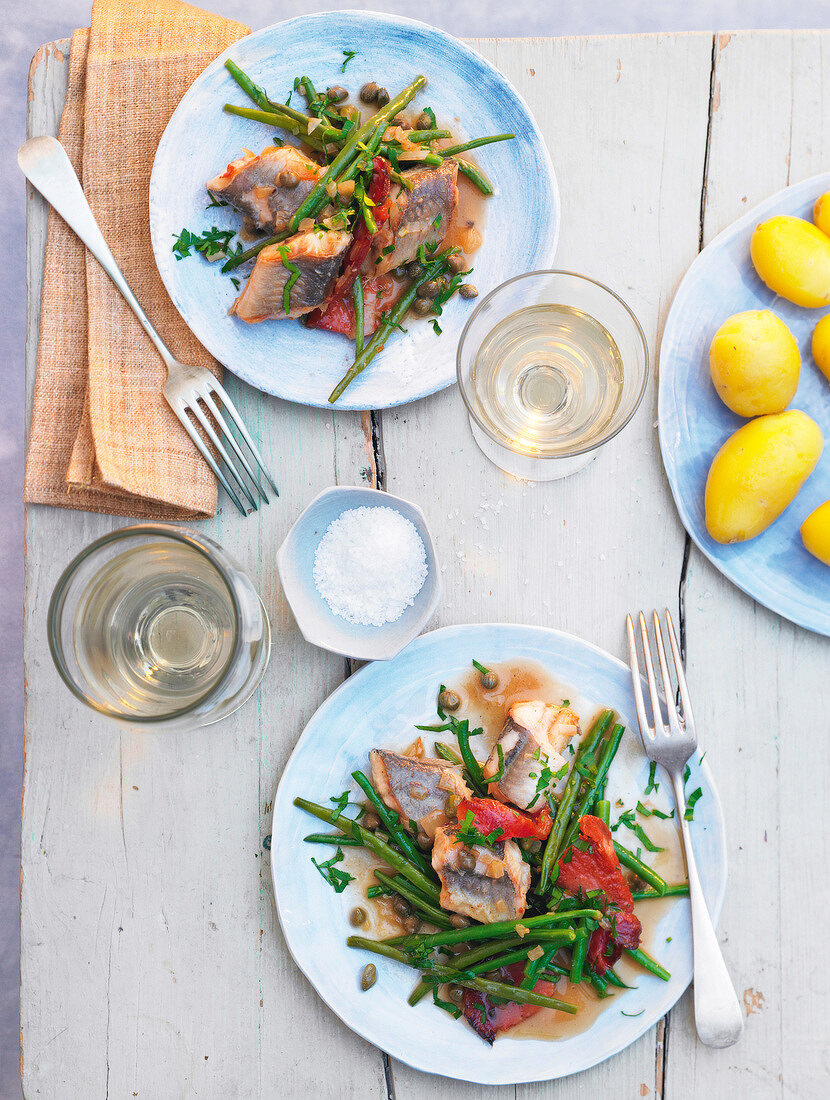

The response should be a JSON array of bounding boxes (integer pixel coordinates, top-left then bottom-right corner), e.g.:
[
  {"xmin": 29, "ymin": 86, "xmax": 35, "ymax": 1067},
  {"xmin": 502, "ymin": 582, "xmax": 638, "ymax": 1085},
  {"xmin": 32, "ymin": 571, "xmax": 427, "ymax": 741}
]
[
  {"xmin": 671, "ymin": 770, "xmax": 744, "ymax": 1047},
  {"xmin": 18, "ymin": 135, "xmax": 176, "ymax": 371}
]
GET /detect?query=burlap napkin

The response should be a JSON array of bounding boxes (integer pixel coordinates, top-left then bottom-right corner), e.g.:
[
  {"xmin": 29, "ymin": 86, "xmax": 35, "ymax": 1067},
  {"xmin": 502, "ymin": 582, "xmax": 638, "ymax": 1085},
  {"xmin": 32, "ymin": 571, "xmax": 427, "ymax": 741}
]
[{"xmin": 24, "ymin": 0, "xmax": 249, "ymax": 518}]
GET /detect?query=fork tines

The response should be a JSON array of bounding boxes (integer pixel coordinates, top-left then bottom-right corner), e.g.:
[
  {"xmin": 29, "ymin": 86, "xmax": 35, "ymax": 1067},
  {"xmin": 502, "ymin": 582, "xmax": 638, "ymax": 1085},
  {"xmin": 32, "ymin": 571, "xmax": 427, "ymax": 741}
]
[{"xmin": 626, "ymin": 609, "xmax": 694, "ymax": 739}]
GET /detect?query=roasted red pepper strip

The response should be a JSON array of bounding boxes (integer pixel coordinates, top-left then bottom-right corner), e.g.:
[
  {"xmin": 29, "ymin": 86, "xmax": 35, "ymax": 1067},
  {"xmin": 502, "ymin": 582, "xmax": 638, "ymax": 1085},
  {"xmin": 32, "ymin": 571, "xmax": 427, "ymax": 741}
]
[
  {"xmin": 556, "ymin": 814, "xmax": 642, "ymax": 974},
  {"xmin": 456, "ymin": 797, "xmax": 553, "ymax": 842},
  {"xmin": 306, "ymin": 156, "xmax": 391, "ymax": 330},
  {"xmin": 462, "ymin": 962, "xmax": 560, "ymax": 1044}
]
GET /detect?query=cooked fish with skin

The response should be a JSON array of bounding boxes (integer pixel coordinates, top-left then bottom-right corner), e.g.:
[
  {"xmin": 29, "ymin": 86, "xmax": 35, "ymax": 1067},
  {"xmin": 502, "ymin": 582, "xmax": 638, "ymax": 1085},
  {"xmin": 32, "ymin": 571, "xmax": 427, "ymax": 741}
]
[
  {"xmin": 483, "ymin": 700, "xmax": 577, "ymax": 811},
  {"xmin": 207, "ymin": 146, "xmax": 324, "ymax": 233},
  {"xmin": 231, "ymin": 229, "xmax": 352, "ymax": 322},
  {"xmin": 366, "ymin": 160, "xmax": 458, "ymax": 275},
  {"xmin": 370, "ymin": 749, "xmax": 470, "ymax": 838},
  {"xmin": 431, "ymin": 825, "xmax": 530, "ymax": 923}
]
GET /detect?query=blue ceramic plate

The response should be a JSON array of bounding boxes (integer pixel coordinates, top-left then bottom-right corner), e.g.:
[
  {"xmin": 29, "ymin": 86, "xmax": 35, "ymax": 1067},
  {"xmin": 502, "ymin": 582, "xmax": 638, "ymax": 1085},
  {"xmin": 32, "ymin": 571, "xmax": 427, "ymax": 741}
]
[
  {"xmin": 659, "ymin": 175, "xmax": 830, "ymax": 635},
  {"xmin": 271, "ymin": 623, "xmax": 726, "ymax": 1084},
  {"xmin": 149, "ymin": 12, "xmax": 559, "ymax": 410}
]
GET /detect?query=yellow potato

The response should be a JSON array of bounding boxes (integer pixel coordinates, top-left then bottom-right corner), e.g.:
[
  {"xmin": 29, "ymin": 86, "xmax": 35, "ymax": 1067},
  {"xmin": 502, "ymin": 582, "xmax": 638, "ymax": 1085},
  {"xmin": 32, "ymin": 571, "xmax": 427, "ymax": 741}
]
[
  {"xmin": 750, "ymin": 215, "xmax": 830, "ymax": 307},
  {"xmin": 811, "ymin": 313, "xmax": 830, "ymax": 384},
  {"xmin": 814, "ymin": 192, "xmax": 830, "ymax": 237},
  {"xmin": 709, "ymin": 310, "xmax": 800, "ymax": 416},
  {"xmin": 801, "ymin": 500, "xmax": 830, "ymax": 565},
  {"xmin": 705, "ymin": 410, "xmax": 823, "ymax": 543}
]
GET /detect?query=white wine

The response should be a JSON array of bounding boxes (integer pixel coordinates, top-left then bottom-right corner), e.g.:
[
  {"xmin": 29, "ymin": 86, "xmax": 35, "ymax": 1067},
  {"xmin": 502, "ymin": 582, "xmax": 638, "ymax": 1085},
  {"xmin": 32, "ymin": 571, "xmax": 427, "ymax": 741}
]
[
  {"xmin": 469, "ymin": 304, "xmax": 625, "ymax": 457},
  {"xmin": 72, "ymin": 541, "xmax": 236, "ymax": 716}
]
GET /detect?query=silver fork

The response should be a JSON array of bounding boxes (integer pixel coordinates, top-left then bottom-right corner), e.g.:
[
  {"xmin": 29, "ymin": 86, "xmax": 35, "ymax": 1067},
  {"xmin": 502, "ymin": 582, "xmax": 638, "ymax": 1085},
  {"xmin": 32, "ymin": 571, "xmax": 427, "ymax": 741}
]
[
  {"xmin": 18, "ymin": 135, "xmax": 278, "ymax": 516},
  {"xmin": 626, "ymin": 609, "xmax": 743, "ymax": 1048}
]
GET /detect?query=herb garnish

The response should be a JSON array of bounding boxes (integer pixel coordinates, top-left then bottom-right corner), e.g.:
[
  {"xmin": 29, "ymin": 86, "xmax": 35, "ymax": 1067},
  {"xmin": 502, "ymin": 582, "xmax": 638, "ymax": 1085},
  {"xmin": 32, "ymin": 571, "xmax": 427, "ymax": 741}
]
[
  {"xmin": 455, "ymin": 809, "xmax": 503, "ymax": 849},
  {"xmin": 613, "ymin": 809, "xmax": 663, "ymax": 853},
  {"xmin": 311, "ymin": 847, "xmax": 354, "ymax": 893},
  {"xmin": 684, "ymin": 787, "xmax": 703, "ymax": 821},
  {"xmin": 278, "ymin": 246, "xmax": 302, "ymax": 314},
  {"xmin": 172, "ymin": 226, "xmax": 240, "ymax": 262},
  {"xmin": 621, "ymin": 1009, "xmax": 645, "ymax": 1017},
  {"xmin": 206, "ymin": 190, "xmax": 228, "ymax": 208},
  {"xmin": 341, "ymin": 49, "xmax": 357, "ymax": 72},
  {"xmin": 645, "ymin": 761, "xmax": 659, "ymax": 795}
]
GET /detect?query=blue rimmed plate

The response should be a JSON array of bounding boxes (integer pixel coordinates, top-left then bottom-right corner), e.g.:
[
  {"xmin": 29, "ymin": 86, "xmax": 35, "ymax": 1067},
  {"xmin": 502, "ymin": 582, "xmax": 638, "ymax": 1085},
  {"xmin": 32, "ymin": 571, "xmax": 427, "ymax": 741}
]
[
  {"xmin": 150, "ymin": 12, "xmax": 559, "ymax": 410},
  {"xmin": 659, "ymin": 175, "xmax": 830, "ymax": 635},
  {"xmin": 270, "ymin": 623, "xmax": 726, "ymax": 1084}
]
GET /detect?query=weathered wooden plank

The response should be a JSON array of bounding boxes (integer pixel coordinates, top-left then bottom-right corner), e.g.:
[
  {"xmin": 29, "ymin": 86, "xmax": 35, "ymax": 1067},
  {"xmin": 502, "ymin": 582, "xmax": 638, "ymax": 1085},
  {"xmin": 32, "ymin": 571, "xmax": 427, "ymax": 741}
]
[
  {"xmin": 21, "ymin": 40, "xmax": 384, "ymax": 1100},
  {"xmin": 666, "ymin": 30, "xmax": 830, "ymax": 1100},
  {"xmin": 383, "ymin": 32, "xmax": 714, "ymax": 1099}
]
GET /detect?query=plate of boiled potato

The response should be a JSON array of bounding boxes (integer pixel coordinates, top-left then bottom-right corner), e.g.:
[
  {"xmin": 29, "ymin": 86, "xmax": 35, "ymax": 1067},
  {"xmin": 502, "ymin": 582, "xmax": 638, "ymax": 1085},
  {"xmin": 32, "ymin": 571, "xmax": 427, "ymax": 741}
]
[{"xmin": 659, "ymin": 173, "xmax": 830, "ymax": 636}]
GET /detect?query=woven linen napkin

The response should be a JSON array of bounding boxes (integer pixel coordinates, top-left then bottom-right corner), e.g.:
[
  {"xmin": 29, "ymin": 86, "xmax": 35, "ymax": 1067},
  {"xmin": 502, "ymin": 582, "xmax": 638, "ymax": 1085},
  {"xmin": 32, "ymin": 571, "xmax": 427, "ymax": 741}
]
[{"xmin": 24, "ymin": 0, "xmax": 249, "ymax": 518}]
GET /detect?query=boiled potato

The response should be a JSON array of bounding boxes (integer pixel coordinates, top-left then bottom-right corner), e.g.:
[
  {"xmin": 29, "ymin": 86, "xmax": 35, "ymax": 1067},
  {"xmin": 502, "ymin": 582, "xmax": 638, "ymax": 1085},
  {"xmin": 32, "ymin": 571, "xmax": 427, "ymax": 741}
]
[
  {"xmin": 705, "ymin": 410, "xmax": 823, "ymax": 543},
  {"xmin": 750, "ymin": 215, "xmax": 830, "ymax": 308},
  {"xmin": 814, "ymin": 192, "xmax": 830, "ymax": 237},
  {"xmin": 709, "ymin": 310, "xmax": 799, "ymax": 416},
  {"xmin": 801, "ymin": 501, "xmax": 830, "ymax": 565},
  {"xmin": 811, "ymin": 314, "xmax": 830, "ymax": 384}
]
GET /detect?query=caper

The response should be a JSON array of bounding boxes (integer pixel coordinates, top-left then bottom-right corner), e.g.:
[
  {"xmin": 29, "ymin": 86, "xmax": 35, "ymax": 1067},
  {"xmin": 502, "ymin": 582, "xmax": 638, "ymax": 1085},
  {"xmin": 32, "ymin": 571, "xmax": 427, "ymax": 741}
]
[
  {"xmin": 402, "ymin": 915, "xmax": 421, "ymax": 934},
  {"xmin": 359, "ymin": 81, "xmax": 380, "ymax": 104},
  {"xmin": 350, "ymin": 906, "xmax": 368, "ymax": 927},
  {"xmin": 406, "ymin": 260, "xmax": 425, "ymax": 280},
  {"xmin": 278, "ymin": 171, "xmax": 299, "ymax": 189},
  {"xmin": 393, "ymin": 265, "xmax": 408, "ymax": 278},
  {"xmin": 459, "ymin": 283, "xmax": 479, "ymax": 300},
  {"xmin": 415, "ymin": 110, "xmax": 434, "ymax": 131},
  {"xmin": 326, "ymin": 85, "xmax": 349, "ymax": 103},
  {"xmin": 362, "ymin": 810, "xmax": 380, "ymax": 830},
  {"xmin": 447, "ymin": 984, "xmax": 465, "ymax": 1004},
  {"xmin": 361, "ymin": 963, "xmax": 377, "ymax": 991},
  {"xmin": 449, "ymin": 914, "xmax": 470, "ymax": 929},
  {"xmin": 520, "ymin": 837, "xmax": 541, "ymax": 854},
  {"xmin": 391, "ymin": 114, "xmax": 410, "ymax": 129},
  {"xmin": 375, "ymin": 87, "xmax": 390, "ymax": 107},
  {"xmin": 392, "ymin": 896, "xmax": 413, "ymax": 919},
  {"xmin": 481, "ymin": 669, "xmax": 499, "ymax": 690},
  {"xmin": 438, "ymin": 688, "xmax": 461, "ymax": 712},
  {"xmin": 416, "ymin": 279, "xmax": 442, "ymax": 300},
  {"xmin": 411, "ymin": 297, "xmax": 433, "ymax": 317},
  {"xmin": 447, "ymin": 253, "xmax": 467, "ymax": 274},
  {"xmin": 457, "ymin": 849, "xmax": 477, "ymax": 873}
]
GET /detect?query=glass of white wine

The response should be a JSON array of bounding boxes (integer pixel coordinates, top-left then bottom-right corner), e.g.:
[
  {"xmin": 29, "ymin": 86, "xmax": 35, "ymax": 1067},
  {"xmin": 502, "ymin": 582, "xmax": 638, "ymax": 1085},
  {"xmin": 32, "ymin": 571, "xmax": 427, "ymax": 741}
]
[
  {"xmin": 457, "ymin": 271, "xmax": 649, "ymax": 480},
  {"xmin": 48, "ymin": 525, "xmax": 270, "ymax": 729}
]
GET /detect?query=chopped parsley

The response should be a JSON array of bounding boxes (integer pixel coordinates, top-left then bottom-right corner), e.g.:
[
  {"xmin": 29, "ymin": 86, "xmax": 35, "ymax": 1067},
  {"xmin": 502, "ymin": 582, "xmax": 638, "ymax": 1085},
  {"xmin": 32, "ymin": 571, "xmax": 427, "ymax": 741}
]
[
  {"xmin": 645, "ymin": 761, "xmax": 659, "ymax": 795},
  {"xmin": 455, "ymin": 809, "xmax": 503, "ymax": 849},
  {"xmin": 613, "ymin": 809, "xmax": 663, "ymax": 853},
  {"xmin": 341, "ymin": 48, "xmax": 357, "ymax": 72},
  {"xmin": 329, "ymin": 790, "xmax": 351, "ymax": 822},
  {"xmin": 311, "ymin": 847, "xmax": 354, "ymax": 893},
  {"xmin": 621, "ymin": 1009, "xmax": 645, "ymax": 1017},
  {"xmin": 471, "ymin": 659, "xmax": 491, "ymax": 675},
  {"xmin": 684, "ymin": 787, "xmax": 703, "ymax": 821},
  {"xmin": 205, "ymin": 190, "xmax": 228, "ymax": 208},
  {"xmin": 430, "ymin": 319, "xmax": 442, "ymax": 335},
  {"xmin": 278, "ymin": 246, "xmax": 302, "ymax": 314},
  {"xmin": 172, "ymin": 226, "xmax": 240, "ymax": 263}
]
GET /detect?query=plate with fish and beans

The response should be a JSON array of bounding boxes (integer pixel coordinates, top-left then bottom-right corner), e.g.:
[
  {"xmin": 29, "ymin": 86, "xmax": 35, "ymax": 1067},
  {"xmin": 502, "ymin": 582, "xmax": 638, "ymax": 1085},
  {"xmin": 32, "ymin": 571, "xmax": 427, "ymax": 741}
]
[
  {"xmin": 271, "ymin": 623, "xmax": 726, "ymax": 1084},
  {"xmin": 149, "ymin": 12, "xmax": 559, "ymax": 410}
]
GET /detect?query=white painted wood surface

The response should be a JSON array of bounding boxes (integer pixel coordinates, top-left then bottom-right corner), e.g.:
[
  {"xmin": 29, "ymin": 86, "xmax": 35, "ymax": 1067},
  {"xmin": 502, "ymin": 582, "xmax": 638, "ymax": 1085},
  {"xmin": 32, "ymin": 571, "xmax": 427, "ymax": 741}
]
[{"xmin": 21, "ymin": 32, "xmax": 830, "ymax": 1100}]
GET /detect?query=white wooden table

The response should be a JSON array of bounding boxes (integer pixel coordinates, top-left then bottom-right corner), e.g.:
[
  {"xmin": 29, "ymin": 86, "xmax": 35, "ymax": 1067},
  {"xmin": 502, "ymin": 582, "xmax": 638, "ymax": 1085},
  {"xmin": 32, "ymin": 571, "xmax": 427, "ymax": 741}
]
[{"xmin": 22, "ymin": 31, "xmax": 830, "ymax": 1100}]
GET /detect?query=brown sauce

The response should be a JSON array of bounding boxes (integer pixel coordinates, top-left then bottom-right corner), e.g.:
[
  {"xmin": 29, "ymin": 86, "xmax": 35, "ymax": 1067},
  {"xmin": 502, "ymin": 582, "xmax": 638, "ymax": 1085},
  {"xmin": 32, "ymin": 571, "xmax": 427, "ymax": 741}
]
[{"xmin": 343, "ymin": 658, "xmax": 687, "ymax": 1044}]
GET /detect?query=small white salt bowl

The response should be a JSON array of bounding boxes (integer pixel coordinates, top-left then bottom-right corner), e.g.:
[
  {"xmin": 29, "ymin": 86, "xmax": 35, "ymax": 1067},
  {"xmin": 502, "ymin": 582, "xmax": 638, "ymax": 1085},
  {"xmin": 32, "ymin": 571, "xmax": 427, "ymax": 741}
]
[{"xmin": 276, "ymin": 486, "xmax": 441, "ymax": 661}]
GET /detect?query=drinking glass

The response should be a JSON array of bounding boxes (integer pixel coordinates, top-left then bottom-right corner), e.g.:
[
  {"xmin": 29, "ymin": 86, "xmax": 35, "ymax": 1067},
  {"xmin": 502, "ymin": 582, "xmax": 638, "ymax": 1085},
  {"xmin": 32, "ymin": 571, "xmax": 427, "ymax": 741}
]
[
  {"xmin": 457, "ymin": 271, "xmax": 649, "ymax": 480},
  {"xmin": 48, "ymin": 524, "xmax": 270, "ymax": 729}
]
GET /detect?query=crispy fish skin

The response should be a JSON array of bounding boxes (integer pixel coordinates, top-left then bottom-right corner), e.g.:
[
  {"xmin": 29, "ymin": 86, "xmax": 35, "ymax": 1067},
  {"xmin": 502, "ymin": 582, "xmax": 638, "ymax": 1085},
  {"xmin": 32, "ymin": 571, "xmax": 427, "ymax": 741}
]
[
  {"xmin": 231, "ymin": 229, "xmax": 352, "ymax": 322},
  {"xmin": 431, "ymin": 825, "xmax": 530, "ymax": 923},
  {"xmin": 369, "ymin": 750, "xmax": 471, "ymax": 838},
  {"xmin": 367, "ymin": 160, "xmax": 458, "ymax": 275},
  {"xmin": 207, "ymin": 146, "xmax": 323, "ymax": 233},
  {"xmin": 483, "ymin": 700, "xmax": 577, "ymax": 811}
]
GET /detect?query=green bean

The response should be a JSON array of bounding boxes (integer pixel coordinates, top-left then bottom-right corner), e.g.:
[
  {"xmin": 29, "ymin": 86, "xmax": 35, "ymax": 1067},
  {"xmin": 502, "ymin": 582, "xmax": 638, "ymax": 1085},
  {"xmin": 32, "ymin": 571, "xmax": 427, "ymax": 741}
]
[
  {"xmin": 293, "ymin": 797, "xmax": 441, "ymax": 902},
  {"xmin": 521, "ymin": 942, "xmax": 561, "ymax": 990},
  {"xmin": 588, "ymin": 971, "xmax": 610, "ymax": 997},
  {"xmin": 388, "ymin": 147, "xmax": 443, "ymax": 166},
  {"xmin": 387, "ymin": 915, "xmax": 589, "ymax": 950},
  {"xmin": 221, "ymin": 104, "xmax": 339, "ymax": 149},
  {"xmin": 374, "ymin": 872, "xmax": 452, "ymax": 929},
  {"xmin": 560, "ymin": 723, "xmax": 626, "ymax": 855},
  {"xmin": 631, "ymin": 884, "xmax": 689, "ymax": 901},
  {"xmin": 454, "ymin": 718, "xmax": 487, "ymax": 795},
  {"xmin": 441, "ymin": 134, "xmax": 515, "ymax": 157},
  {"xmin": 539, "ymin": 710, "xmax": 614, "ymax": 891},
  {"xmin": 603, "ymin": 967, "xmax": 634, "ymax": 989},
  {"xmin": 569, "ymin": 922, "xmax": 589, "ymax": 985},
  {"xmin": 624, "ymin": 947, "xmax": 671, "ymax": 981},
  {"xmin": 455, "ymin": 158, "xmax": 494, "ymax": 196},
  {"xmin": 302, "ymin": 832, "xmax": 363, "ymax": 846},
  {"xmin": 224, "ymin": 59, "xmax": 313, "ymax": 128},
  {"xmin": 328, "ymin": 248, "xmax": 453, "ymax": 402},
  {"xmin": 367, "ymin": 884, "xmax": 392, "ymax": 899},
  {"xmin": 614, "ymin": 842, "xmax": 667, "ymax": 896},
  {"xmin": 595, "ymin": 799, "xmax": 611, "ymax": 826},
  {"xmin": 352, "ymin": 276, "xmax": 364, "ymax": 358},
  {"xmin": 351, "ymin": 770, "xmax": 434, "ymax": 879},
  {"xmin": 405, "ymin": 128, "xmax": 452, "ymax": 142},
  {"xmin": 348, "ymin": 936, "xmax": 412, "ymax": 965}
]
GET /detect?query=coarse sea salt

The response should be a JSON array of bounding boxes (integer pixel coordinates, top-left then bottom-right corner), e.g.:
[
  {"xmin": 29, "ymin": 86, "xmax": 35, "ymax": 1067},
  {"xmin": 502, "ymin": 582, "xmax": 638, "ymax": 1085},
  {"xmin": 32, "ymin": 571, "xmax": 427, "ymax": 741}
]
[{"xmin": 312, "ymin": 506, "xmax": 428, "ymax": 627}]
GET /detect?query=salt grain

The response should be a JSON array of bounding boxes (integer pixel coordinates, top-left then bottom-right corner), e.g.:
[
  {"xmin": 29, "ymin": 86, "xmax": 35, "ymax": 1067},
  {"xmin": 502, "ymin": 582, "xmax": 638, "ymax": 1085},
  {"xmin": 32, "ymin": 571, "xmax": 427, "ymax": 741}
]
[{"xmin": 312, "ymin": 506, "xmax": 428, "ymax": 627}]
